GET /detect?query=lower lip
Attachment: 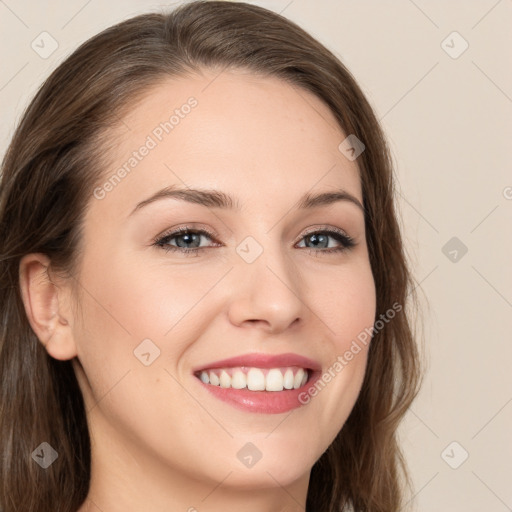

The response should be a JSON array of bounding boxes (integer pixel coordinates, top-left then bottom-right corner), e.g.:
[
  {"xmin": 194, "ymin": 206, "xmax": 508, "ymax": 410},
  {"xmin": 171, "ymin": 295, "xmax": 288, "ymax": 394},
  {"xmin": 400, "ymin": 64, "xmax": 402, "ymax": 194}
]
[{"xmin": 195, "ymin": 372, "xmax": 320, "ymax": 414}]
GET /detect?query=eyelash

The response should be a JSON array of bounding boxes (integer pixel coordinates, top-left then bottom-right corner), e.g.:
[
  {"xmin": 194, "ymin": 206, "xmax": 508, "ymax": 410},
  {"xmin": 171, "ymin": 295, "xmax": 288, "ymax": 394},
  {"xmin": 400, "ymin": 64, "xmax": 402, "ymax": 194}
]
[{"xmin": 152, "ymin": 225, "xmax": 356, "ymax": 258}]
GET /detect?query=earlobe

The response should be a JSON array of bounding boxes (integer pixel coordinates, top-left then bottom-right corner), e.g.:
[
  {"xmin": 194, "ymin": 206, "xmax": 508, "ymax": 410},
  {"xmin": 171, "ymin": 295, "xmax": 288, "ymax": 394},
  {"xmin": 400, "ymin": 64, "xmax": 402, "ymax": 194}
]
[{"xmin": 18, "ymin": 253, "xmax": 78, "ymax": 361}]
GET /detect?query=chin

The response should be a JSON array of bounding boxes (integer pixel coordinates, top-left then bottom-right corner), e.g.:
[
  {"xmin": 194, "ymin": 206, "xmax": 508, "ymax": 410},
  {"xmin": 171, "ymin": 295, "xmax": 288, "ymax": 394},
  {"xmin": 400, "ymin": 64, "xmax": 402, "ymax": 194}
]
[{"xmin": 204, "ymin": 436, "xmax": 320, "ymax": 489}]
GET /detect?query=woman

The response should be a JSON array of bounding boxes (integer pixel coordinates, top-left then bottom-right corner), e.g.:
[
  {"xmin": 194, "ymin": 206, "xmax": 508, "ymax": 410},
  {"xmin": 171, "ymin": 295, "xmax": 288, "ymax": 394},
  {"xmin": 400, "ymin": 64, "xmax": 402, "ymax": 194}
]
[{"xmin": 0, "ymin": 1, "xmax": 422, "ymax": 510}]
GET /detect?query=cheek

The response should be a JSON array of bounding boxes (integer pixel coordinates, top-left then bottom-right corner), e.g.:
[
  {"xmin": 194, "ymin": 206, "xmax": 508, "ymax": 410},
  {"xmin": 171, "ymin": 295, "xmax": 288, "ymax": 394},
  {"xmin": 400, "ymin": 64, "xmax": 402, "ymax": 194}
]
[
  {"xmin": 300, "ymin": 259, "xmax": 376, "ymax": 437},
  {"xmin": 71, "ymin": 250, "xmax": 229, "ymax": 410},
  {"xmin": 307, "ymin": 257, "xmax": 376, "ymax": 341},
  {"xmin": 73, "ymin": 246, "xmax": 213, "ymax": 351}
]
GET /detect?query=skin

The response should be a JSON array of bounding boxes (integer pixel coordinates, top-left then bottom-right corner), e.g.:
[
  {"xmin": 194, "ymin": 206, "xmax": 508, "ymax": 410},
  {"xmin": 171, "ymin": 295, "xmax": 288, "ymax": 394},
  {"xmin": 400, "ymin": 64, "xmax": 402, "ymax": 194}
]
[{"xmin": 19, "ymin": 69, "xmax": 376, "ymax": 511}]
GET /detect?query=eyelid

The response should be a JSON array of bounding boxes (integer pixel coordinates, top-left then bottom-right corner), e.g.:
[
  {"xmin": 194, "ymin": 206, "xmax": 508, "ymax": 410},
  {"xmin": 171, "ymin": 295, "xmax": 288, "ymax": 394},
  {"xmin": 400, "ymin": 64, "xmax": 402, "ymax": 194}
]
[
  {"xmin": 151, "ymin": 223, "xmax": 221, "ymax": 246},
  {"xmin": 153, "ymin": 224, "xmax": 352, "ymax": 246},
  {"xmin": 297, "ymin": 224, "xmax": 351, "ymax": 242},
  {"xmin": 152, "ymin": 223, "xmax": 356, "ymax": 259}
]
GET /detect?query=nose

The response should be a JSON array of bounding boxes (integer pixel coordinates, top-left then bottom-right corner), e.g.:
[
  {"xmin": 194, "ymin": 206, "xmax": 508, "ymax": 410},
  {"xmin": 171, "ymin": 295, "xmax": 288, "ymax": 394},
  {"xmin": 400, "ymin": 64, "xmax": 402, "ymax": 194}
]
[{"xmin": 227, "ymin": 243, "xmax": 306, "ymax": 335}]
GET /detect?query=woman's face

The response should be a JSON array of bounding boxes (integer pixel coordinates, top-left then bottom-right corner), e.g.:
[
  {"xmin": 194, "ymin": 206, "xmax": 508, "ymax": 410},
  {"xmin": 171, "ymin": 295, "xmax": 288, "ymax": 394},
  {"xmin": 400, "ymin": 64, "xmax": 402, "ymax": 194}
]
[{"xmin": 69, "ymin": 70, "xmax": 376, "ymax": 497}]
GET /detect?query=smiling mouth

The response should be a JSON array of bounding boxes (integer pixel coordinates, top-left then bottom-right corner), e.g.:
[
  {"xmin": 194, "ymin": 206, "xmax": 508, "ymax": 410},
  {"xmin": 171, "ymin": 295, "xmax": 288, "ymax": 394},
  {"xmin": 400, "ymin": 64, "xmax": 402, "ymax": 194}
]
[{"xmin": 194, "ymin": 366, "xmax": 309, "ymax": 392}]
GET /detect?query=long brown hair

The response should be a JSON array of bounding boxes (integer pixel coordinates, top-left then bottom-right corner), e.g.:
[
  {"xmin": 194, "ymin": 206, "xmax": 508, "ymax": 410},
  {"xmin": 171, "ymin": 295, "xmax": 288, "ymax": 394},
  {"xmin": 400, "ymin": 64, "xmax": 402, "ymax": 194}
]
[{"xmin": 0, "ymin": 2, "xmax": 422, "ymax": 510}]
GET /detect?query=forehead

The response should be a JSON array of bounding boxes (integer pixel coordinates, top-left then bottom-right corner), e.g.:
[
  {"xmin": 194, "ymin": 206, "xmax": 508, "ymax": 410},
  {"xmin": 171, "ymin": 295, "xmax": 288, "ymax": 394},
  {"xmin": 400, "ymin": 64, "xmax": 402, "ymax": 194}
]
[{"xmin": 92, "ymin": 69, "xmax": 362, "ymax": 218}]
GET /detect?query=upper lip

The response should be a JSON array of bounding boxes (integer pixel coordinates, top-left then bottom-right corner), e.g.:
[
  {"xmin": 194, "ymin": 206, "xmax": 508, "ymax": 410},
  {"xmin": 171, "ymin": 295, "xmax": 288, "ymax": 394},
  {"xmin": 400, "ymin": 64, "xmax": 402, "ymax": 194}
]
[{"xmin": 193, "ymin": 352, "xmax": 322, "ymax": 373}]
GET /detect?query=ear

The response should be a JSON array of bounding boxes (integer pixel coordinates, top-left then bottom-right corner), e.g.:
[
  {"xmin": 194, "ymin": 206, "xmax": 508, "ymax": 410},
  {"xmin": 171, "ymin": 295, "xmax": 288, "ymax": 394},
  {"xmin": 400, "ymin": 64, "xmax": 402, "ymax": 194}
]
[{"xmin": 18, "ymin": 253, "xmax": 78, "ymax": 360}]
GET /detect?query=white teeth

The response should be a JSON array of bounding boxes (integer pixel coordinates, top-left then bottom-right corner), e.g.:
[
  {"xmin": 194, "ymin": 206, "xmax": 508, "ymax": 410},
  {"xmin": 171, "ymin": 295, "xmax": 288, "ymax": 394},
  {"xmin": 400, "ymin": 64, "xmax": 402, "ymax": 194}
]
[
  {"xmin": 266, "ymin": 369, "xmax": 284, "ymax": 391},
  {"xmin": 283, "ymin": 368, "xmax": 294, "ymax": 389},
  {"xmin": 199, "ymin": 366, "xmax": 310, "ymax": 391},
  {"xmin": 231, "ymin": 370, "xmax": 247, "ymax": 389},
  {"xmin": 209, "ymin": 371, "xmax": 220, "ymax": 386},
  {"xmin": 247, "ymin": 368, "xmax": 265, "ymax": 391},
  {"xmin": 293, "ymin": 368, "xmax": 305, "ymax": 389},
  {"xmin": 219, "ymin": 370, "xmax": 231, "ymax": 388}
]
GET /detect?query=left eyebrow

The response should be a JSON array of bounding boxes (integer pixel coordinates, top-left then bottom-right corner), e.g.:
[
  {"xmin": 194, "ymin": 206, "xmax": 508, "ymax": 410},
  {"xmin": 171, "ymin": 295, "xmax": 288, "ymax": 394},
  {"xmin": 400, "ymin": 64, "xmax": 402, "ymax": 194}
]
[
  {"xmin": 297, "ymin": 190, "xmax": 364, "ymax": 213},
  {"xmin": 129, "ymin": 185, "xmax": 365, "ymax": 216}
]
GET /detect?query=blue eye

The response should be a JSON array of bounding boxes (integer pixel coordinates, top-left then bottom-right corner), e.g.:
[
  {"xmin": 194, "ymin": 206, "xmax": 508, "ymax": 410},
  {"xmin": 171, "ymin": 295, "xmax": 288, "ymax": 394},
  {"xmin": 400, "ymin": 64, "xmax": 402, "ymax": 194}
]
[
  {"xmin": 153, "ymin": 226, "xmax": 356, "ymax": 257},
  {"xmin": 298, "ymin": 229, "xmax": 356, "ymax": 255},
  {"xmin": 153, "ymin": 227, "xmax": 219, "ymax": 256}
]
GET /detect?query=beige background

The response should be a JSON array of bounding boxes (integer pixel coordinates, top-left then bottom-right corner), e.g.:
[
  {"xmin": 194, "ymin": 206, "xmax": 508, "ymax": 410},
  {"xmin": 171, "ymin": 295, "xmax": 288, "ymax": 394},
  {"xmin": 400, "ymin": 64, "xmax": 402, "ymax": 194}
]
[{"xmin": 1, "ymin": 0, "xmax": 511, "ymax": 510}]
